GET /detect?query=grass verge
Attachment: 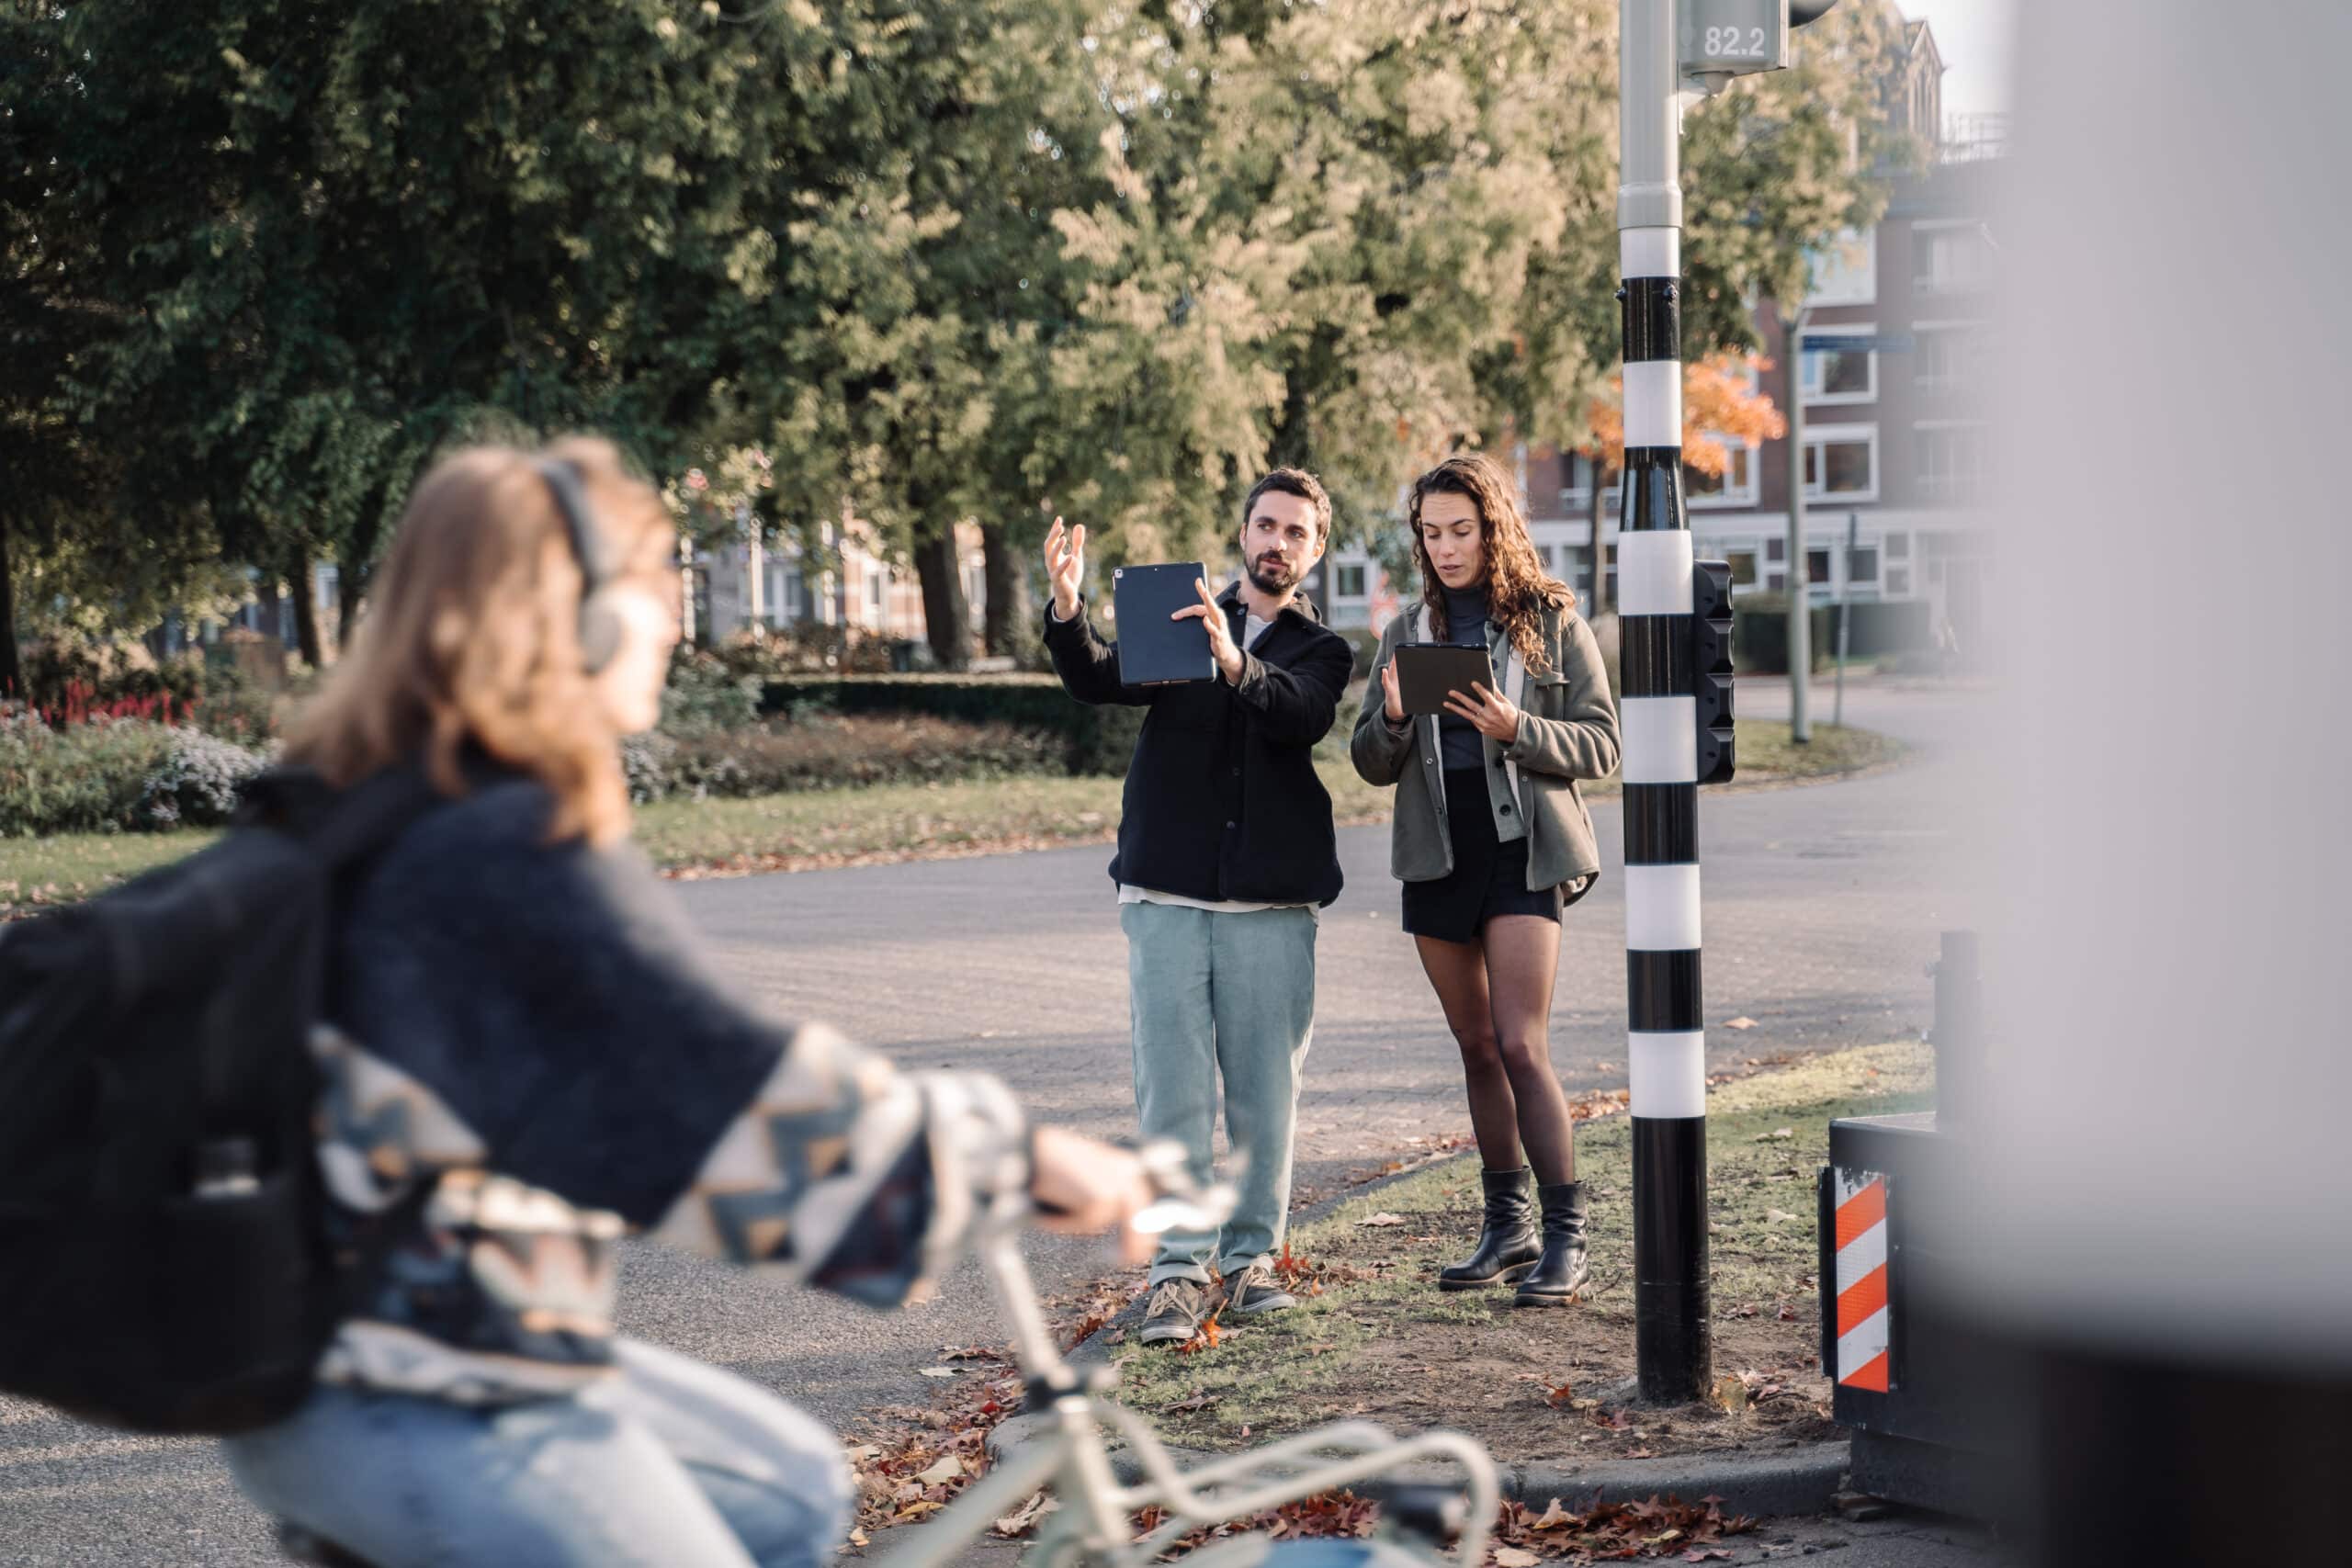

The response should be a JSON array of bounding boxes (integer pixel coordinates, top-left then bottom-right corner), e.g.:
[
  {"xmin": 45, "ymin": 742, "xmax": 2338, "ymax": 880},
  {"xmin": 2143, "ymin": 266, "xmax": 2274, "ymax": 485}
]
[
  {"xmin": 1105, "ymin": 1042, "xmax": 1934, "ymax": 1465},
  {"xmin": 0, "ymin": 717, "xmax": 1901, "ymax": 914}
]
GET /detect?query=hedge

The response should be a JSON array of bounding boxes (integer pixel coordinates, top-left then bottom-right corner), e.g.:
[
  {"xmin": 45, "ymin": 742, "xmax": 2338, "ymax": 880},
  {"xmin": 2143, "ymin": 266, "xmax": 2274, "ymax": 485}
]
[{"xmin": 758, "ymin": 675, "xmax": 1146, "ymax": 776}]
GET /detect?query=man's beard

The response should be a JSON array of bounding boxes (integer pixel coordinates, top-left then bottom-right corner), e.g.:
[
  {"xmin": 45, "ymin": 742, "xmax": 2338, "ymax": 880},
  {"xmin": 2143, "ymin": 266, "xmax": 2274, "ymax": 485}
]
[{"xmin": 1245, "ymin": 555, "xmax": 1295, "ymax": 595}]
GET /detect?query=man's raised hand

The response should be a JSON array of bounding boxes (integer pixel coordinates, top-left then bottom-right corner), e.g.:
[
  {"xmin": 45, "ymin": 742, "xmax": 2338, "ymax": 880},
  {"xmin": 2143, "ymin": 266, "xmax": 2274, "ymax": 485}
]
[
  {"xmin": 1171, "ymin": 576, "xmax": 1245, "ymax": 683},
  {"xmin": 1044, "ymin": 516, "xmax": 1086, "ymax": 620}
]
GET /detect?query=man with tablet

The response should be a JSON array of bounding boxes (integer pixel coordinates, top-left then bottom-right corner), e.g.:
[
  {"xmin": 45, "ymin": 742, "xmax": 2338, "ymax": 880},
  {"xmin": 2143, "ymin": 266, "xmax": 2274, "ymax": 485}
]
[{"xmin": 1041, "ymin": 469, "xmax": 1355, "ymax": 1348}]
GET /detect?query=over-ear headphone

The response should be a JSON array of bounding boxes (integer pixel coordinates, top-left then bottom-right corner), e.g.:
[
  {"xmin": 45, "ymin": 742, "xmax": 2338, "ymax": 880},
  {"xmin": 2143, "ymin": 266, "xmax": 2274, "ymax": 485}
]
[{"xmin": 536, "ymin": 457, "xmax": 624, "ymax": 675}]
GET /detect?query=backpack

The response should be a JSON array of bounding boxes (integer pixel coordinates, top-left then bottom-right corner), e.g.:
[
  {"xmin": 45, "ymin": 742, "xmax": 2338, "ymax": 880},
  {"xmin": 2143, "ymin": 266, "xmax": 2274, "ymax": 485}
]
[{"xmin": 0, "ymin": 763, "xmax": 439, "ymax": 1435}]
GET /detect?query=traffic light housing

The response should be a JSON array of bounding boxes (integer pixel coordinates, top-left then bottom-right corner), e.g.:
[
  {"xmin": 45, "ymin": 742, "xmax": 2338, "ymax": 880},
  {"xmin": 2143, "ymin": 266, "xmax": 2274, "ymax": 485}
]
[{"xmin": 1693, "ymin": 559, "xmax": 1736, "ymax": 785}]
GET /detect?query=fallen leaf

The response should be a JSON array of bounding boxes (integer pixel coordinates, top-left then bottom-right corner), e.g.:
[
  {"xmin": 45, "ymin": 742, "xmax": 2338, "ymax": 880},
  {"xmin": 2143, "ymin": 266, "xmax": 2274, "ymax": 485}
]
[
  {"xmin": 917, "ymin": 1367, "xmax": 958, "ymax": 1379},
  {"xmin": 842, "ymin": 1443, "xmax": 882, "ymax": 1461},
  {"xmin": 914, "ymin": 1455, "xmax": 964, "ymax": 1486},
  {"xmin": 893, "ymin": 1499, "xmax": 945, "ymax": 1522},
  {"xmin": 1530, "ymin": 1498, "xmax": 1580, "ymax": 1529},
  {"xmin": 847, "ymin": 1528, "xmax": 870, "ymax": 1548},
  {"xmin": 1358, "ymin": 1212, "xmax": 1408, "ymax": 1227},
  {"xmin": 1494, "ymin": 1549, "xmax": 1542, "ymax": 1567},
  {"xmin": 1765, "ymin": 1208, "xmax": 1800, "ymax": 1224},
  {"xmin": 1724, "ymin": 1017, "xmax": 1758, "ymax": 1031},
  {"xmin": 1753, "ymin": 1127, "xmax": 1794, "ymax": 1143},
  {"xmin": 992, "ymin": 1492, "xmax": 1055, "ymax": 1538},
  {"xmin": 1711, "ymin": 1374, "xmax": 1749, "ymax": 1412},
  {"xmin": 1684, "ymin": 1551, "xmax": 1733, "ymax": 1562},
  {"xmin": 1168, "ymin": 1392, "xmax": 1220, "ymax": 1414}
]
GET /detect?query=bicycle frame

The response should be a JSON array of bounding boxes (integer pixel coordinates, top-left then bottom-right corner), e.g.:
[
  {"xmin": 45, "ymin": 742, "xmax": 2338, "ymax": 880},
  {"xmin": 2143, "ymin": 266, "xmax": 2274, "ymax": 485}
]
[{"xmin": 869, "ymin": 1188, "xmax": 1498, "ymax": 1568}]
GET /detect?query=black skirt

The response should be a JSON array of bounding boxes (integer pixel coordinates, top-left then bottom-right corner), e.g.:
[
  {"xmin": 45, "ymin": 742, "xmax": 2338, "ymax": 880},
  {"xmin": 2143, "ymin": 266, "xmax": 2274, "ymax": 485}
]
[{"xmin": 1400, "ymin": 768, "xmax": 1566, "ymax": 944}]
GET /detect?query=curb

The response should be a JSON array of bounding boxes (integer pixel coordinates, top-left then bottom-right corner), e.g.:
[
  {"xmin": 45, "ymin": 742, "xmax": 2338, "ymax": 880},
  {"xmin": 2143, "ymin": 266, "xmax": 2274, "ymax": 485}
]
[
  {"xmin": 1510, "ymin": 1441, "xmax": 1850, "ymax": 1518},
  {"xmin": 988, "ymin": 1413, "xmax": 1848, "ymax": 1523}
]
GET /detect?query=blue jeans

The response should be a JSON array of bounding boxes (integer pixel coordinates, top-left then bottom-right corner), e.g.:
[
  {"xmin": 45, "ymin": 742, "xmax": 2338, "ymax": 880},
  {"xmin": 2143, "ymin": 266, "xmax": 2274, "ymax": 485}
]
[
  {"xmin": 220, "ymin": 1339, "xmax": 854, "ymax": 1568},
  {"xmin": 1120, "ymin": 900, "xmax": 1317, "ymax": 1285}
]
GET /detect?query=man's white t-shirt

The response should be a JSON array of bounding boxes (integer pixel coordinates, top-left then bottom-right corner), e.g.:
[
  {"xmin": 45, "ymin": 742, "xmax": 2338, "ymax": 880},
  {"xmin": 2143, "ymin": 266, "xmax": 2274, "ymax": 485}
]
[{"xmin": 1116, "ymin": 609, "xmax": 1315, "ymax": 915}]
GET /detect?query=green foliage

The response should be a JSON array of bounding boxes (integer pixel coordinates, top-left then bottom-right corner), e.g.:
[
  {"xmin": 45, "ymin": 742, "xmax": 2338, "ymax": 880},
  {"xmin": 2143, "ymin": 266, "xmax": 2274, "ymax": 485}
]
[
  {"xmin": 0, "ymin": 713, "xmax": 176, "ymax": 836},
  {"xmin": 658, "ymin": 649, "xmax": 765, "ymax": 738},
  {"xmin": 751, "ymin": 675, "xmax": 1146, "ymax": 777},
  {"xmin": 3, "ymin": 0, "xmax": 827, "ymax": 619},
  {"xmin": 628, "ymin": 714, "xmax": 1064, "ymax": 802},
  {"xmin": 4, "ymin": 0, "xmax": 1913, "ymax": 660}
]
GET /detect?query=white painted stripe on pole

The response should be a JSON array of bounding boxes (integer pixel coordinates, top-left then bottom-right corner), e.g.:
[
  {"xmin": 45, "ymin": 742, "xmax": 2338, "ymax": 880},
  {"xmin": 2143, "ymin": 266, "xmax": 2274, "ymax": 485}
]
[
  {"xmin": 1624, "ymin": 864, "xmax": 1702, "ymax": 950},
  {"xmin": 1620, "ymin": 696, "xmax": 1699, "ymax": 784},
  {"xmin": 1623, "ymin": 361, "xmax": 1682, "ymax": 449},
  {"xmin": 1628, "ymin": 1031, "xmax": 1707, "ymax": 1119},
  {"xmin": 1621, "ymin": 227, "xmax": 1679, "ymax": 277},
  {"xmin": 1835, "ymin": 1220, "xmax": 1887, "ymax": 1292},
  {"xmin": 1837, "ymin": 1309, "xmax": 1891, "ymax": 1379},
  {"xmin": 1616, "ymin": 529, "xmax": 1694, "ymax": 616}
]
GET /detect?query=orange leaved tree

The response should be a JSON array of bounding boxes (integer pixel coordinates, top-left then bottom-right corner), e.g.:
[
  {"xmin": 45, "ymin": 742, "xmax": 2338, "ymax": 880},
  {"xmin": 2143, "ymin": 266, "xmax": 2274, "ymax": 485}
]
[{"xmin": 1577, "ymin": 352, "xmax": 1787, "ymax": 614}]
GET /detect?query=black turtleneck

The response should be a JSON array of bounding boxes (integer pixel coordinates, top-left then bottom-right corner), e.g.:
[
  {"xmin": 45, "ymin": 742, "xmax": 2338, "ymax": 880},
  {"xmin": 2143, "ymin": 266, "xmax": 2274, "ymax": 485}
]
[{"xmin": 1436, "ymin": 582, "xmax": 1492, "ymax": 771}]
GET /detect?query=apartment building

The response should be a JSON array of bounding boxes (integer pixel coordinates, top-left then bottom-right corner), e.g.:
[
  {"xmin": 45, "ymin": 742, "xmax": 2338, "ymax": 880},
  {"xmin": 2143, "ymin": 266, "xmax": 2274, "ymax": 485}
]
[{"xmin": 696, "ymin": 516, "xmax": 986, "ymax": 648}]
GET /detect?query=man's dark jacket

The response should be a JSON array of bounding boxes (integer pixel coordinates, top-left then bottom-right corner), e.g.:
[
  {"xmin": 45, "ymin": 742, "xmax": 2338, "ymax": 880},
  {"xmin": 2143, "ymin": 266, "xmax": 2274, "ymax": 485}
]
[{"xmin": 1044, "ymin": 581, "xmax": 1355, "ymax": 906}]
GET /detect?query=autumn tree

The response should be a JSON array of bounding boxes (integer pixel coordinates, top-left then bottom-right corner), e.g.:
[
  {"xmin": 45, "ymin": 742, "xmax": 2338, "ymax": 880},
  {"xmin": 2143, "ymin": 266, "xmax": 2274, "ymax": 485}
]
[{"xmin": 1580, "ymin": 352, "xmax": 1789, "ymax": 612}]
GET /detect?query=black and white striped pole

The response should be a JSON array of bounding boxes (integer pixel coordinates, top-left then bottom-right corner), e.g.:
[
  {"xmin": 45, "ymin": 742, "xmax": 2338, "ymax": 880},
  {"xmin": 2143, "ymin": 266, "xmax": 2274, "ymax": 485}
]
[
  {"xmin": 1617, "ymin": 0, "xmax": 1713, "ymax": 1406},
  {"xmin": 1617, "ymin": 0, "xmax": 1829, "ymax": 1405}
]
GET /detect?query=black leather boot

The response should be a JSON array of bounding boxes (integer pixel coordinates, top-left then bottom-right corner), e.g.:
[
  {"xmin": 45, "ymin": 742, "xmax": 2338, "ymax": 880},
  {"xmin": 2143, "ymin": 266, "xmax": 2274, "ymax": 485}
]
[
  {"xmin": 1513, "ymin": 1180, "xmax": 1589, "ymax": 1307},
  {"xmin": 1437, "ymin": 1168, "xmax": 1542, "ymax": 1291}
]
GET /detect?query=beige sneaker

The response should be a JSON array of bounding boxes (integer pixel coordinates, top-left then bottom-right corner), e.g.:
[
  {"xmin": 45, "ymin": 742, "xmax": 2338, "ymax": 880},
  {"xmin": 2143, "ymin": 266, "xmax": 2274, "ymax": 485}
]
[{"xmin": 1138, "ymin": 1278, "xmax": 1209, "ymax": 1346}]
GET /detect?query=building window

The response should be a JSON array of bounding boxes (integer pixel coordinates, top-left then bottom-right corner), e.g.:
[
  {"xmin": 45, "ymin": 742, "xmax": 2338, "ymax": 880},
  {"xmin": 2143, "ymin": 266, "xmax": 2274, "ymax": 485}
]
[
  {"xmin": 1766, "ymin": 536, "xmax": 1785, "ymax": 563},
  {"xmin": 1847, "ymin": 546, "xmax": 1880, "ymax": 585},
  {"xmin": 1685, "ymin": 438, "xmax": 1759, "ymax": 507},
  {"xmin": 1801, "ymin": 326, "xmax": 1877, "ymax": 405},
  {"xmin": 1336, "ymin": 562, "xmax": 1368, "ymax": 599},
  {"xmin": 1803, "ymin": 424, "xmax": 1879, "ymax": 502},
  {"xmin": 1916, "ymin": 222, "xmax": 1994, "ymax": 295},
  {"xmin": 1917, "ymin": 423, "xmax": 1988, "ymax": 501},
  {"xmin": 1559, "ymin": 450, "xmax": 1600, "ymax": 513},
  {"xmin": 1724, "ymin": 549, "xmax": 1759, "ymax": 587},
  {"xmin": 1804, "ymin": 228, "xmax": 1876, "ymax": 307},
  {"xmin": 1884, "ymin": 531, "xmax": 1909, "ymax": 561},
  {"xmin": 1886, "ymin": 566, "xmax": 1912, "ymax": 597},
  {"xmin": 1914, "ymin": 321, "xmax": 1987, "ymax": 391},
  {"xmin": 1806, "ymin": 547, "xmax": 1833, "ymax": 587},
  {"xmin": 1766, "ymin": 571, "xmax": 1786, "ymax": 592},
  {"xmin": 868, "ymin": 570, "xmax": 885, "ymax": 612}
]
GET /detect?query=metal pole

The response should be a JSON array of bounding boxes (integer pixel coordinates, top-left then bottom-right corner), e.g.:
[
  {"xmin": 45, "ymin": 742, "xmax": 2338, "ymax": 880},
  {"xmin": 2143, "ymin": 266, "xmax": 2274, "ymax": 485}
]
[
  {"xmin": 1787, "ymin": 304, "xmax": 1813, "ymax": 741},
  {"xmin": 1834, "ymin": 510, "xmax": 1855, "ymax": 727},
  {"xmin": 1616, "ymin": 0, "xmax": 1710, "ymax": 1405}
]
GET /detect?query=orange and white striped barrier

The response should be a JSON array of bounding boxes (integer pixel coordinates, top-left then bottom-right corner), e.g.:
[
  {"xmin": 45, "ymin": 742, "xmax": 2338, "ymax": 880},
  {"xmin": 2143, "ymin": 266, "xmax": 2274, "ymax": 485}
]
[{"xmin": 1832, "ymin": 1168, "xmax": 1891, "ymax": 1393}]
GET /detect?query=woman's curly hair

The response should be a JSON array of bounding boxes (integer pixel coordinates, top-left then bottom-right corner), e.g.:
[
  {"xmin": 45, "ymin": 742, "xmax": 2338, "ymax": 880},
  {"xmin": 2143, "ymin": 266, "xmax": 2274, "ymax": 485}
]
[{"xmin": 1408, "ymin": 452, "xmax": 1574, "ymax": 676}]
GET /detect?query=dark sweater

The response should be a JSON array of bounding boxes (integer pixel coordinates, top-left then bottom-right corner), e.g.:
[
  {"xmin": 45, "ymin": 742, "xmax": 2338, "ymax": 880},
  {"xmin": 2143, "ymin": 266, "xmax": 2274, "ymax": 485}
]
[
  {"xmin": 332, "ymin": 778, "xmax": 784, "ymax": 1226},
  {"xmin": 1043, "ymin": 581, "xmax": 1355, "ymax": 906}
]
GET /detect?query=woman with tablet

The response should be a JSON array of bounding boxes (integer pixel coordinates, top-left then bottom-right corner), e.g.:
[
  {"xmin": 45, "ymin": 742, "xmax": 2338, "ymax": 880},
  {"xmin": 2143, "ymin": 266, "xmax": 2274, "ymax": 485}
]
[{"xmin": 1350, "ymin": 453, "xmax": 1621, "ymax": 1307}]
